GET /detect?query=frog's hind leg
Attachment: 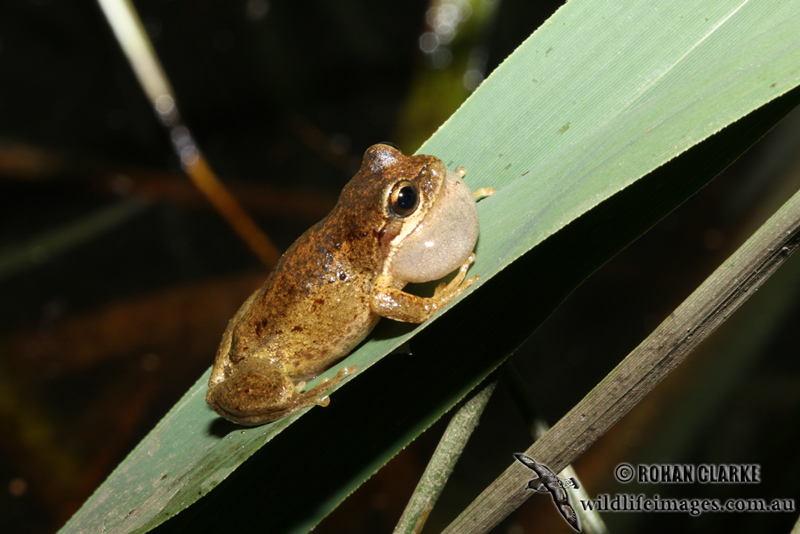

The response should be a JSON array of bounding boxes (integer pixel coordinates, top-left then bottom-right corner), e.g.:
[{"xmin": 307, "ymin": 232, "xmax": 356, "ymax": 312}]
[
  {"xmin": 293, "ymin": 365, "xmax": 358, "ymax": 407},
  {"xmin": 206, "ymin": 359, "xmax": 357, "ymax": 426}
]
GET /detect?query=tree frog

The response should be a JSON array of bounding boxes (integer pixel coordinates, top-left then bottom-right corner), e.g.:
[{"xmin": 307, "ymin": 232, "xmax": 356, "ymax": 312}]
[{"xmin": 206, "ymin": 143, "xmax": 493, "ymax": 425}]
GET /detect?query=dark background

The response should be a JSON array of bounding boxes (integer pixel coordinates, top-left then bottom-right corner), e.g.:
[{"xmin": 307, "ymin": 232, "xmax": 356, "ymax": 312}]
[{"xmin": 1, "ymin": 1, "xmax": 798, "ymax": 533}]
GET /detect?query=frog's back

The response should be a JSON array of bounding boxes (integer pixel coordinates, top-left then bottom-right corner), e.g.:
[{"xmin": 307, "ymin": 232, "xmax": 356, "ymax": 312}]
[{"xmin": 226, "ymin": 209, "xmax": 383, "ymax": 381}]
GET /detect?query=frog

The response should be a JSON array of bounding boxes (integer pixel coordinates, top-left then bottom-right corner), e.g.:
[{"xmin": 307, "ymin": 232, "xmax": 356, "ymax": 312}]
[{"xmin": 206, "ymin": 143, "xmax": 494, "ymax": 426}]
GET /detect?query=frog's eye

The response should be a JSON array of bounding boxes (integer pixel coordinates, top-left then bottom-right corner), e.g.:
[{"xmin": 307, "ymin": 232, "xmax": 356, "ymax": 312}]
[{"xmin": 388, "ymin": 180, "xmax": 420, "ymax": 217}]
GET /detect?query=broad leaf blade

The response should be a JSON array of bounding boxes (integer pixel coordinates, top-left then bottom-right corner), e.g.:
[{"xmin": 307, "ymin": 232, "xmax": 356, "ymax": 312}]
[
  {"xmin": 425, "ymin": 0, "xmax": 799, "ymax": 272},
  {"xmin": 60, "ymin": 0, "xmax": 800, "ymax": 532}
]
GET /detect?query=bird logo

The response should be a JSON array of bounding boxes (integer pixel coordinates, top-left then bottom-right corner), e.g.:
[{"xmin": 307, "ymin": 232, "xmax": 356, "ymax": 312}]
[{"xmin": 514, "ymin": 453, "xmax": 581, "ymax": 532}]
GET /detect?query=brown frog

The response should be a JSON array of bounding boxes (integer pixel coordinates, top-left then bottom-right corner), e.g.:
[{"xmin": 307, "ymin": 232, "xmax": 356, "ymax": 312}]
[{"xmin": 206, "ymin": 143, "xmax": 493, "ymax": 425}]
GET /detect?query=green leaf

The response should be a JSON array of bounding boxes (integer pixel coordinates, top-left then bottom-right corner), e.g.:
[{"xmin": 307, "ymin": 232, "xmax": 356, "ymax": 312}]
[{"xmin": 60, "ymin": 1, "xmax": 800, "ymax": 532}]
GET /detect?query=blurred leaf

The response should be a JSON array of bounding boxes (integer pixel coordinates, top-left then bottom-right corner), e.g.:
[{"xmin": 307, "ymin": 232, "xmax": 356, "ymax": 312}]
[
  {"xmin": 0, "ymin": 200, "xmax": 147, "ymax": 280},
  {"xmin": 60, "ymin": 0, "xmax": 800, "ymax": 533}
]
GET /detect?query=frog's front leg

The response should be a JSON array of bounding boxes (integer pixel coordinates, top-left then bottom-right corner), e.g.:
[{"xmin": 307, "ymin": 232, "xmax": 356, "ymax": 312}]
[
  {"xmin": 371, "ymin": 253, "xmax": 478, "ymax": 323},
  {"xmin": 205, "ymin": 359, "xmax": 357, "ymax": 426}
]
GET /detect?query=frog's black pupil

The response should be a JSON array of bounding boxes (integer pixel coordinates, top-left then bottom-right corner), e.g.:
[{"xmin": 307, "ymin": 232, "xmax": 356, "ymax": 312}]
[{"xmin": 396, "ymin": 186, "xmax": 417, "ymax": 211}]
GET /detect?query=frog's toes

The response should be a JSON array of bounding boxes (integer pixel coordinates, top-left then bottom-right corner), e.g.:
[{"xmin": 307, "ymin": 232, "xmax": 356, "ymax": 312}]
[
  {"xmin": 335, "ymin": 365, "xmax": 359, "ymax": 379},
  {"xmin": 299, "ymin": 365, "xmax": 359, "ymax": 406},
  {"xmin": 472, "ymin": 187, "xmax": 495, "ymax": 199}
]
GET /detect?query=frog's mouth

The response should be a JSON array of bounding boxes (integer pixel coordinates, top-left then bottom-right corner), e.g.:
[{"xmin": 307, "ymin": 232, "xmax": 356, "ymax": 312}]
[{"xmin": 387, "ymin": 168, "xmax": 479, "ymax": 284}]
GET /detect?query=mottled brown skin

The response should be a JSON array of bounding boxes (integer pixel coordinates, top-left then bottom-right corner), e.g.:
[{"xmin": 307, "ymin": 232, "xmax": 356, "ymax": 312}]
[{"xmin": 206, "ymin": 144, "xmax": 482, "ymax": 425}]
